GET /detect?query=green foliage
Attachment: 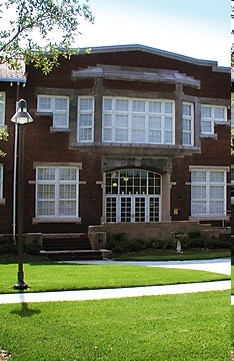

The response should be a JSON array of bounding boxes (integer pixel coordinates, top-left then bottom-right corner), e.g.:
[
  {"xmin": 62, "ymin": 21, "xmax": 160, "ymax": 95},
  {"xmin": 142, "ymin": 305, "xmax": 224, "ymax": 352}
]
[
  {"xmin": 0, "ymin": 235, "xmax": 17, "ymax": 254},
  {"xmin": 106, "ymin": 233, "xmax": 230, "ymax": 255},
  {"xmin": 0, "ymin": 127, "xmax": 9, "ymax": 157},
  {"xmin": 0, "ymin": 0, "xmax": 94, "ymax": 73},
  {"xmin": 232, "ymin": 128, "xmax": 234, "ymax": 156}
]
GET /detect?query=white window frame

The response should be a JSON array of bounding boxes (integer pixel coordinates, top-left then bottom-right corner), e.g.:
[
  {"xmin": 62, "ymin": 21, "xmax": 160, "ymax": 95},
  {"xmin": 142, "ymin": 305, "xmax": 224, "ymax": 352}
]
[
  {"xmin": 34, "ymin": 165, "xmax": 80, "ymax": 223},
  {"xmin": 37, "ymin": 95, "xmax": 69, "ymax": 129},
  {"xmin": 231, "ymin": 166, "xmax": 234, "ymax": 205},
  {"xmin": 102, "ymin": 97, "xmax": 175, "ymax": 145},
  {"xmin": 0, "ymin": 165, "xmax": 3, "ymax": 199},
  {"xmin": 201, "ymin": 105, "xmax": 227, "ymax": 135},
  {"xmin": 77, "ymin": 96, "xmax": 94, "ymax": 142},
  {"xmin": 190, "ymin": 167, "xmax": 227, "ymax": 218},
  {"xmin": 0, "ymin": 92, "xmax": 6, "ymax": 127},
  {"xmin": 182, "ymin": 102, "xmax": 194, "ymax": 146}
]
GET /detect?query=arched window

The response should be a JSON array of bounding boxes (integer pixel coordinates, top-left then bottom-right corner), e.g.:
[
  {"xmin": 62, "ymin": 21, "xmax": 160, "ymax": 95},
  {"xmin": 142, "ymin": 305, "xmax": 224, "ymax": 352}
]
[{"xmin": 105, "ymin": 169, "xmax": 161, "ymax": 222}]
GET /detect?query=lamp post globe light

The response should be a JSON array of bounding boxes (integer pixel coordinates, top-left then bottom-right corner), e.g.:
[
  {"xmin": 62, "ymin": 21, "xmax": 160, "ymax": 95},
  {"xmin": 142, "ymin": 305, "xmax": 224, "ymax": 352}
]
[{"xmin": 11, "ymin": 99, "xmax": 33, "ymax": 290}]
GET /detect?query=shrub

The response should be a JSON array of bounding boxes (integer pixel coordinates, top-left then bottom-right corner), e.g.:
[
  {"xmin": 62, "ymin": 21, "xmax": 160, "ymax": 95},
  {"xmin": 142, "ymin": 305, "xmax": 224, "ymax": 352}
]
[{"xmin": 0, "ymin": 235, "xmax": 17, "ymax": 254}]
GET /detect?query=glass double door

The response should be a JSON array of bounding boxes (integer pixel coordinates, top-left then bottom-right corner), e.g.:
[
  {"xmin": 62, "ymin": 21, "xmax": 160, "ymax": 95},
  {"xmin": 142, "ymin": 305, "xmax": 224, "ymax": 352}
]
[{"xmin": 106, "ymin": 195, "xmax": 160, "ymax": 222}]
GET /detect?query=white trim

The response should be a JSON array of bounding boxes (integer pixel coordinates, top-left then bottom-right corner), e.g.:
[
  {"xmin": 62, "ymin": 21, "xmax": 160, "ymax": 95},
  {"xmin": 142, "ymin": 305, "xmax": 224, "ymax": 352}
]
[
  {"xmin": 102, "ymin": 97, "xmax": 175, "ymax": 145},
  {"xmin": 0, "ymin": 92, "xmax": 6, "ymax": 126},
  {"xmin": 77, "ymin": 96, "xmax": 94, "ymax": 143},
  {"xmin": 35, "ymin": 165, "xmax": 80, "ymax": 221},
  {"xmin": 37, "ymin": 95, "xmax": 69, "ymax": 129}
]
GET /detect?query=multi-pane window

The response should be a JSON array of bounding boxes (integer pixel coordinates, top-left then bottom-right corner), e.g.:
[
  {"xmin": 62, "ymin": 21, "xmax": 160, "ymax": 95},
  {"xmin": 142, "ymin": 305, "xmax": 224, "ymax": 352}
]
[
  {"xmin": 0, "ymin": 92, "xmax": 6, "ymax": 126},
  {"xmin": 182, "ymin": 102, "xmax": 194, "ymax": 146},
  {"xmin": 103, "ymin": 97, "xmax": 175, "ymax": 145},
  {"xmin": 201, "ymin": 105, "xmax": 227, "ymax": 135},
  {"xmin": 36, "ymin": 167, "xmax": 79, "ymax": 219},
  {"xmin": 231, "ymin": 167, "xmax": 234, "ymax": 203},
  {"xmin": 37, "ymin": 95, "xmax": 69, "ymax": 129},
  {"xmin": 77, "ymin": 97, "xmax": 94, "ymax": 142},
  {"xmin": 191, "ymin": 169, "xmax": 226, "ymax": 217},
  {"xmin": 105, "ymin": 169, "xmax": 161, "ymax": 222},
  {"xmin": 0, "ymin": 165, "xmax": 3, "ymax": 198}
]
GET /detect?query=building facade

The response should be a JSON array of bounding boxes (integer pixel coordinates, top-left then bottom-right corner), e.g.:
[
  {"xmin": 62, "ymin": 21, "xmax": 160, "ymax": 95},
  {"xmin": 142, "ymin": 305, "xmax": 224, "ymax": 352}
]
[{"xmin": 0, "ymin": 45, "xmax": 231, "ymax": 239}]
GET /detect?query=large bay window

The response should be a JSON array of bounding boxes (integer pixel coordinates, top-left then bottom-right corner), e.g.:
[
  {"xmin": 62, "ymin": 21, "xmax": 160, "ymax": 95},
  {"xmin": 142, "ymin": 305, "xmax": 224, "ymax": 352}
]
[
  {"xmin": 0, "ymin": 92, "xmax": 6, "ymax": 126},
  {"xmin": 35, "ymin": 166, "xmax": 80, "ymax": 221},
  {"xmin": 37, "ymin": 95, "xmax": 69, "ymax": 129},
  {"xmin": 103, "ymin": 97, "xmax": 175, "ymax": 145},
  {"xmin": 201, "ymin": 105, "xmax": 227, "ymax": 135},
  {"xmin": 191, "ymin": 168, "xmax": 227, "ymax": 217}
]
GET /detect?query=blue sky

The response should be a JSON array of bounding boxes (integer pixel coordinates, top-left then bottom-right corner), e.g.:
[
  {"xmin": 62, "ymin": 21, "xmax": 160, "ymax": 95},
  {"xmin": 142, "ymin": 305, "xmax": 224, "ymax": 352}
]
[{"xmin": 77, "ymin": 0, "xmax": 230, "ymax": 67}]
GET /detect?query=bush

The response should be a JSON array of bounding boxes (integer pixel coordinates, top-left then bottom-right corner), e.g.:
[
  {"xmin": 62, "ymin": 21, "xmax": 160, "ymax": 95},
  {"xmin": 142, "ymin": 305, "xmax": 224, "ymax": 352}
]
[
  {"xmin": 0, "ymin": 235, "xmax": 41, "ymax": 255},
  {"xmin": 0, "ymin": 235, "xmax": 17, "ymax": 254}
]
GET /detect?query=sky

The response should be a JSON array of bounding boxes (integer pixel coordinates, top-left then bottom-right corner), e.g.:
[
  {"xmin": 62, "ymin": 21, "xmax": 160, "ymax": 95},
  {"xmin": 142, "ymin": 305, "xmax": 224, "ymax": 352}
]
[{"xmin": 76, "ymin": 0, "xmax": 230, "ymax": 67}]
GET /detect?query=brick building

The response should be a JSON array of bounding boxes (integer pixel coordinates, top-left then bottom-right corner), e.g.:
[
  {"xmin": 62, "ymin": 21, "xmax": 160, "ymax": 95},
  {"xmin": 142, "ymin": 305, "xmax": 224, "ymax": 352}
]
[{"xmin": 0, "ymin": 45, "xmax": 231, "ymax": 242}]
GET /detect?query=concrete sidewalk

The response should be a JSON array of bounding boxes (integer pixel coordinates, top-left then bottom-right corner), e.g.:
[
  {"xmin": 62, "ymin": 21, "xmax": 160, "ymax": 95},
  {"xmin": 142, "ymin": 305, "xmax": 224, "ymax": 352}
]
[
  {"xmin": 0, "ymin": 258, "xmax": 230, "ymax": 305},
  {"xmin": 0, "ymin": 280, "xmax": 230, "ymax": 305}
]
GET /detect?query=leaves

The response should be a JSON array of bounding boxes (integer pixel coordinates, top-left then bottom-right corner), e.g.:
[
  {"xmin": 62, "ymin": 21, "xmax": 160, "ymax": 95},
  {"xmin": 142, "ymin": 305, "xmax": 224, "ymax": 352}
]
[
  {"xmin": 0, "ymin": 0, "xmax": 94, "ymax": 73},
  {"xmin": 0, "ymin": 127, "xmax": 9, "ymax": 158}
]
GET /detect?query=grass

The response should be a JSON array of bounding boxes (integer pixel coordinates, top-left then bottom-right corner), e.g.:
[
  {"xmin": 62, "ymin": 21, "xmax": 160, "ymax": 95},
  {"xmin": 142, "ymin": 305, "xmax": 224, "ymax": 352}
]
[
  {"xmin": 0, "ymin": 291, "xmax": 230, "ymax": 361},
  {"xmin": 0, "ymin": 262, "xmax": 228, "ymax": 294}
]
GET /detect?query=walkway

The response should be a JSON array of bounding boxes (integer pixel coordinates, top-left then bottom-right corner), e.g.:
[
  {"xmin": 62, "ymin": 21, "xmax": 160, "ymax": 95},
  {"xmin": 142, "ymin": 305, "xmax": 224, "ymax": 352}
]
[{"xmin": 0, "ymin": 258, "xmax": 230, "ymax": 305}]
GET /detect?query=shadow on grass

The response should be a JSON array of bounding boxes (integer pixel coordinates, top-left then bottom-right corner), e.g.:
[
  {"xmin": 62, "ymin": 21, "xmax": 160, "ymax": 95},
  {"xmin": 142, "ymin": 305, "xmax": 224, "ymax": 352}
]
[
  {"xmin": 10, "ymin": 303, "xmax": 41, "ymax": 317},
  {"xmin": 10, "ymin": 294, "xmax": 41, "ymax": 317}
]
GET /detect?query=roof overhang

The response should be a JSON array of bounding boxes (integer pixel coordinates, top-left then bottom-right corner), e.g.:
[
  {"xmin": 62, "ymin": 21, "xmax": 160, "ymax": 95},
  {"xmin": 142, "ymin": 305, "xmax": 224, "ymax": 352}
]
[
  {"xmin": 72, "ymin": 64, "xmax": 200, "ymax": 89},
  {"xmin": 0, "ymin": 62, "xmax": 27, "ymax": 83}
]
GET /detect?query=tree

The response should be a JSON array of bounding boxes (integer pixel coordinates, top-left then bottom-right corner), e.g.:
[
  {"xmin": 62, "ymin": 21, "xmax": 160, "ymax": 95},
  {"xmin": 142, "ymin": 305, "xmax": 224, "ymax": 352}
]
[
  {"xmin": 0, "ymin": 0, "xmax": 94, "ymax": 74},
  {"xmin": 0, "ymin": 127, "xmax": 8, "ymax": 157}
]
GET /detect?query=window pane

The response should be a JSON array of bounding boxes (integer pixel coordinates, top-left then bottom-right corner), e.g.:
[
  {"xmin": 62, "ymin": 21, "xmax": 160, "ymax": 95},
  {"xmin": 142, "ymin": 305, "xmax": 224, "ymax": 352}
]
[
  {"xmin": 59, "ymin": 168, "xmax": 76, "ymax": 181},
  {"xmin": 116, "ymin": 99, "xmax": 128, "ymax": 111},
  {"xmin": 149, "ymin": 116, "xmax": 161, "ymax": 128},
  {"xmin": 103, "ymin": 98, "xmax": 112, "ymax": 111},
  {"xmin": 38, "ymin": 97, "xmax": 51, "ymax": 110},
  {"xmin": 38, "ymin": 168, "xmax": 55, "ymax": 181},
  {"xmin": 149, "ymin": 101, "xmax": 161, "ymax": 113},
  {"xmin": 79, "ymin": 114, "xmax": 93, "ymax": 126},
  {"xmin": 54, "ymin": 98, "xmax": 67, "ymax": 110},
  {"xmin": 79, "ymin": 98, "xmax": 93, "ymax": 111},
  {"xmin": 0, "ymin": 93, "xmax": 5, "ymax": 126},
  {"xmin": 191, "ymin": 171, "xmax": 206, "ymax": 182},
  {"xmin": 38, "ymin": 184, "xmax": 55, "ymax": 199},
  {"xmin": 165, "ymin": 102, "xmax": 173, "ymax": 114},
  {"xmin": 37, "ymin": 201, "xmax": 55, "ymax": 216},
  {"xmin": 115, "ymin": 129, "xmax": 128, "ymax": 142},
  {"xmin": 214, "ymin": 107, "xmax": 225, "ymax": 120},
  {"xmin": 132, "ymin": 100, "xmax": 145, "ymax": 112},
  {"xmin": 54, "ymin": 114, "xmax": 67, "ymax": 127},
  {"xmin": 115, "ymin": 114, "xmax": 128, "ymax": 127},
  {"xmin": 201, "ymin": 106, "xmax": 211, "ymax": 118},
  {"xmin": 210, "ymin": 171, "xmax": 224, "ymax": 183},
  {"xmin": 79, "ymin": 128, "xmax": 92, "ymax": 141}
]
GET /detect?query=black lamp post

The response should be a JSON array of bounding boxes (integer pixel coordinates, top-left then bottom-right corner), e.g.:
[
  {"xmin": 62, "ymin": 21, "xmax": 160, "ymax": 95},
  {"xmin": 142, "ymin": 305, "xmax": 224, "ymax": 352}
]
[{"xmin": 11, "ymin": 99, "xmax": 33, "ymax": 290}]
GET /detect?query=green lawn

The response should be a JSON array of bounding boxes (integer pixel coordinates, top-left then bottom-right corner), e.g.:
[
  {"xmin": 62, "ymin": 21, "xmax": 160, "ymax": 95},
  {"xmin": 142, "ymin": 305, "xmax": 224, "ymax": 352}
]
[
  {"xmin": 0, "ymin": 291, "xmax": 230, "ymax": 361},
  {"xmin": 0, "ymin": 263, "xmax": 228, "ymax": 294}
]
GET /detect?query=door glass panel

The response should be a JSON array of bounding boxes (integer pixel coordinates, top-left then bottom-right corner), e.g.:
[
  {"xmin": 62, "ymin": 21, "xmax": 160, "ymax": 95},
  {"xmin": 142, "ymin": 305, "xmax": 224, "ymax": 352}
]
[
  {"xmin": 106, "ymin": 197, "xmax": 116, "ymax": 222},
  {"xmin": 149, "ymin": 197, "xmax": 159, "ymax": 221},
  {"xmin": 121, "ymin": 198, "xmax": 131, "ymax": 222},
  {"xmin": 135, "ymin": 198, "xmax": 145, "ymax": 222}
]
